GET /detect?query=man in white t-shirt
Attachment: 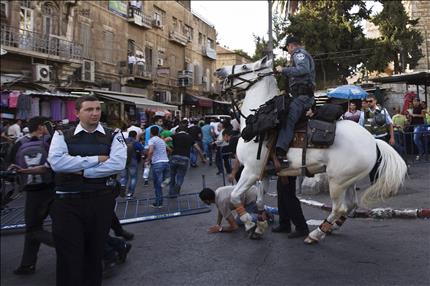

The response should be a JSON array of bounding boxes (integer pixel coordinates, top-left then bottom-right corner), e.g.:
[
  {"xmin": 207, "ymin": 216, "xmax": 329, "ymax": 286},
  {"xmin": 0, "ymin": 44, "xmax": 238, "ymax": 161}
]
[
  {"xmin": 8, "ymin": 119, "xmax": 22, "ymax": 140},
  {"xmin": 146, "ymin": 126, "xmax": 169, "ymax": 208},
  {"xmin": 127, "ymin": 122, "xmax": 143, "ymax": 140},
  {"xmin": 199, "ymin": 186, "xmax": 259, "ymax": 233}
]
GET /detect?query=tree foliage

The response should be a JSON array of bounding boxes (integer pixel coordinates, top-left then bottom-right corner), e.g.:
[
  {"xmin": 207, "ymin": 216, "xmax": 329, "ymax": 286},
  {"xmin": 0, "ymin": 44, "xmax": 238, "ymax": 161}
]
[
  {"xmin": 371, "ymin": 0, "xmax": 423, "ymax": 73},
  {"xmin": 270, "ymin": 0, "xmax": 424, "ymax": 86},
  {"xmin": 282, "ymin": 0, "xmax": 373, "ymax": 88},
  {"xmin": 233, "ymin": 49, "xmax": 252, "ymax": 60}
]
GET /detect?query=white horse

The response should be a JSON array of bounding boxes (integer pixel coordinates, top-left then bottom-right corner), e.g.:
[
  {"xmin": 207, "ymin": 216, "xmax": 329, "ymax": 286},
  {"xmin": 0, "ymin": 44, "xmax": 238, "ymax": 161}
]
[{"xmin": 215, "ymin": 57, "xmax": 407, "ymax": 243}]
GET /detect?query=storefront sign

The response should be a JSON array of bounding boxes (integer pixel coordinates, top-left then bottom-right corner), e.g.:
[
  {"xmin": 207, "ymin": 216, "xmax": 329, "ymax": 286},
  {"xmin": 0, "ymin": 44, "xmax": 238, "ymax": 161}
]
[{"xmin": 108, "ymin": 0, "xmax": 128, "ymax": 18}]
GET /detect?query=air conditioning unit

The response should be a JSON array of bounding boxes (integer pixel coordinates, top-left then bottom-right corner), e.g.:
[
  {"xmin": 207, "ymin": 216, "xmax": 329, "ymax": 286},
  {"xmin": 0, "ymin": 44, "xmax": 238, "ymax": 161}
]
[
  {"xmin": 32, "ymin": 64, "xmax": 51, "ymax": 82},
  {"xmin": 81, "ymin": 60, "xmax": 95, "ymax": 82},
  {"xmin": 152, "ymin": 19, "xmax": 162, "ymax": 28},
  {"xmin": 202, "ymin": 76, "xmax": 208, "ymax": 83},
  {"xmin": 157, "ymin": 58, "xmax": 164, "ymax": 66}
]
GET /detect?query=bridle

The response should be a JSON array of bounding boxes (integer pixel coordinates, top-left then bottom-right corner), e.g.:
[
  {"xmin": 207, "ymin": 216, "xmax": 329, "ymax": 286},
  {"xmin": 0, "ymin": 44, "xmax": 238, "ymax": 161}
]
[{"xmin": 221, "ymin": 64, "xmax": 274, "ymax": 120}]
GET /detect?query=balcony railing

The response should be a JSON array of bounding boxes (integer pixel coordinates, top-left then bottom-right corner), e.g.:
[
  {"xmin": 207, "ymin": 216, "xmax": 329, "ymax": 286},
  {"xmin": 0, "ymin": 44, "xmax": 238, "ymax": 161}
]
[
  {"xmin": 0, "ymin": 25, "xmax": 83, "ymax": 60},
  {"xmin": 127, "ymin": 8, "xmax": 152, "ymax": 29},
  {"xmin": 202, "ymin": 45, "xmax": 217, "ymax": 60},
  {"xmin": 120, "ymin": 62, "xmax": 153, "ymax": 80},
  {"xmin": 169, "ymin": 30, "xmax": 188, "ymax": 46}
]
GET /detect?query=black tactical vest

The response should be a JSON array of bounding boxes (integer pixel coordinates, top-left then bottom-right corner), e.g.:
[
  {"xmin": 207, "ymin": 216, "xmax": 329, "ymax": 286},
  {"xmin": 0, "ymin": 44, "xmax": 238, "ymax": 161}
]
[{"xmin": 54, "ymin": 127, "xmax": 114, "ymax": 192}]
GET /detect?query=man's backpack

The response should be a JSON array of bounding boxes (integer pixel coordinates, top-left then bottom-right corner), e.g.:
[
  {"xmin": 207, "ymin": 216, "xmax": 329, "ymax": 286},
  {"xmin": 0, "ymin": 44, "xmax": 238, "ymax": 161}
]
[
  {"xmin": 126, "ymin": 139, "xmax": 142, "ymax": 166},
  {"xmin": 15, "ymin": 136, "xmax": 52, "ymax": 186}
]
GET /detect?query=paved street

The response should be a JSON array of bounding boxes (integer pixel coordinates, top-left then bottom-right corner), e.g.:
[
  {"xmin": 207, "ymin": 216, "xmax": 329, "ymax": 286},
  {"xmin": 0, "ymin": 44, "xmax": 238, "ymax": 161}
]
[{"xmin": 1, "ymin": 163, "xmax": 429, "ymax": 286}]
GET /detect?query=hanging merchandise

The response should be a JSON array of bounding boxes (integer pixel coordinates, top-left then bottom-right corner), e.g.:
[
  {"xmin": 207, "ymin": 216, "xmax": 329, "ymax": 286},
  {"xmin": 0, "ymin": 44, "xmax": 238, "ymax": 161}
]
[
  {"xmin": 8, "ymin": 91, "xmax": 20, "ymax": 108},
  {"xmin": 40, "ymin": 100, "xmax": 51, "ymax": 118},
  {"xmin": 50, "ymin": 99, "xmax": 63, "ymax": 121},
  {"xmin": 16, "ymin": 93, "xmax": 32, "ymax": 120},
  {"xmin": 0, "ymin": 91, "xmax": 9, "ymax": 107},
  {"xmin": 66, "ymin": 100, "xmax": 77, "ymax": 122},
  {"xmin": 31, "ymin": 97, "xmax": 40, "ymax": 117}
]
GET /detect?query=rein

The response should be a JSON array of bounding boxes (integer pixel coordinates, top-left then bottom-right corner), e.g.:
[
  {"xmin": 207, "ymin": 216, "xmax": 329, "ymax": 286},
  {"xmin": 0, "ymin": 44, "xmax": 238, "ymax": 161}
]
[{"xmin": 222, "ymin": 64, "xmax": 275, "ymax": 121}]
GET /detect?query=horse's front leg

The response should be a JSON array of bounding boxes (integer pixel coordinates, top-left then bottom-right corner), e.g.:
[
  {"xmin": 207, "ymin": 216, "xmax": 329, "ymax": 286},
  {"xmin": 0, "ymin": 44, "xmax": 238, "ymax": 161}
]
[
  {"xmin": 304, "ymin": 181, "xmax": 348, "ymax": 244},
  {"xmin": 231, "ymin": 169, "xmax": 259, "ymax": 234}
]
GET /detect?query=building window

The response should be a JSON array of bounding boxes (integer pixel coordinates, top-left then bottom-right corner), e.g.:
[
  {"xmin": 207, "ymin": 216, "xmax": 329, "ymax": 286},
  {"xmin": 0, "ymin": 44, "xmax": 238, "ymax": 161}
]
[
  {"xmin": 198, "ymin": 32, "xmax": 202, "ymax": 45},
  {"xmin": 127, "ymin": 39, "xmax": 135, "ymax": 55},
  {"xmin": 80, "ymin": 22, "xmax": 91, "ymax": 59},
  {"xmin": 19, "ymin": 5, "xmax": 33, "ymax": 31},
  {"xmin": 1, "ymin": 0, "xmax": 9, "ymax": 18},
  {"xmin": 207, "ymin": 38, "xmax": 214, "ymax": 49},
  {"xmin": 129, "ymin": 0, "xmax": 142, "ymax": 10},
  {"xmin": 172, "ymin": 17, "xmax": 177, "ymax": 31},
  {"xmin": 153, "ymin": 6, "xmax": 164, "ymax": 27},
  {"xmin": 20, "ymin": 0, "xmax": 31, "ymax": 8},
  {"xmin": 104, "ymin": 30, "xmax": 114, "ymax": 62},
  {"xmin": 42, "ymin": 3, "xmax": 58, "ymax": 36},
  {"xmin": 184, "ymin": 25, "xmax": 193, "ymax": 41}
]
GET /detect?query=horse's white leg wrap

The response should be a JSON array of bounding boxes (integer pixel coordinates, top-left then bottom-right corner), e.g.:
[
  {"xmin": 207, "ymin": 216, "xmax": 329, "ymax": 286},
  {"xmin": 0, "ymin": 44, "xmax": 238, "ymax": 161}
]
[
  {"xmin": 254, "ymin": 220, "xmax": 268, "ymax": 235},
  {"xmin": 236, "ymin": 205, "xmax": 255, "ymax": 231},
  {"xmin": 239, "ymin": 213, "xmax": 255, "ymax": 231},
  {"xmin": 305, "ymin": 220, "xmax": 332, "ymax": 244}
]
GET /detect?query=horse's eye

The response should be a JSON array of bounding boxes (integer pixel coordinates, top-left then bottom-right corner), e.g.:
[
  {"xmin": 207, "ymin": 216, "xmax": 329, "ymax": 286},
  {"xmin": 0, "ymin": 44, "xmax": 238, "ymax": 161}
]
[{"xmin": 242, "ymin": 65, "xmax": 248, "ymax": 70}]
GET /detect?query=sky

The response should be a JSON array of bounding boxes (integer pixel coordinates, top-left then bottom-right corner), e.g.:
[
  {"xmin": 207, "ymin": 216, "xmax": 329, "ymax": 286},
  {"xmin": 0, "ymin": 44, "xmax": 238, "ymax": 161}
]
[
  {"xmin": 191, "ymin": 1, "xmax": 269, "ymax": 57},
  {"xmin": 191, "ymin": 1, "xmax": 383, "ymax": 58}
]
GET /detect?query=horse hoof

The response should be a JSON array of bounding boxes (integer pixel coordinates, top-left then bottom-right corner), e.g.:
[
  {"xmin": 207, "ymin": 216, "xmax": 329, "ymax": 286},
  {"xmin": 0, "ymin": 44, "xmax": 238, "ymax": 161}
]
[
  {"xmin": 304, "ymin": 236, "xmax": 318, "ymax": 244},
  {"xmin": 249, "ymin": 232, "xmax": 263, "ymax": 240},
  {"xmin": 247, "ymin": 225, "xmax": 257, "ymax": 238}
]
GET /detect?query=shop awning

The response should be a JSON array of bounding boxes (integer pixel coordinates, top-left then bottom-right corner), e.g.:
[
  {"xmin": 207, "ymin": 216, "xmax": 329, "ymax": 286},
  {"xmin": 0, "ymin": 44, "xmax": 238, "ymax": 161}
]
[
  {"xmin": 23, "ymin": 90, "xmax": 80, "ymax": 98},
  {"xmin": 213, "ymin": 100, "xmax": 231, "ymax": 105},
  {"xmin": 183, "ymin": 94, "xmax": 213, "ymax": 107},
  {"xmin": 84, "ymin": 89, "xmax": 178, "ymax": 111},
  {"xmin": 371, "ymin": 72, "xmax": 430, "ymax": 86}
]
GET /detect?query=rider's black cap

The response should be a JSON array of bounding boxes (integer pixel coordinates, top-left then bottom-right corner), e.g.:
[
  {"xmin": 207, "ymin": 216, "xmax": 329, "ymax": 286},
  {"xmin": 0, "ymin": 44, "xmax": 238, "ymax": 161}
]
[{"xmin": 282, "ymin": 35, "xmax": 300, "ymax": 50}]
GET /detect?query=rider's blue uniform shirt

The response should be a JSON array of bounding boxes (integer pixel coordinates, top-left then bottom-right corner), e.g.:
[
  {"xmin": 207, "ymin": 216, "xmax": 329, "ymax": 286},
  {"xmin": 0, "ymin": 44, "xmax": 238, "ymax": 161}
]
[{"xmin": 281, "ymin": 47, "xmax": 315, "ymax": 88}]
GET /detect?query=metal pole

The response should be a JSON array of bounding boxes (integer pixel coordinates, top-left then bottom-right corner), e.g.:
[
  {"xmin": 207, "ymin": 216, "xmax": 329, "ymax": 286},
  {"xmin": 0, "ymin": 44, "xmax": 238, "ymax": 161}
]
[{"xmin": 267, "ymin": 0, "xmax": 273, "ymax": 61}]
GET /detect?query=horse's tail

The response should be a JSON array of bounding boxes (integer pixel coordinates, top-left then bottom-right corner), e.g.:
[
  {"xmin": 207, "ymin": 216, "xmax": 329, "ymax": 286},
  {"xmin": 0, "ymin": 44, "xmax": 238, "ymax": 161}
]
[{"xmin": 361, "ymin": 139, "xmax": 407, "ymax": 205}]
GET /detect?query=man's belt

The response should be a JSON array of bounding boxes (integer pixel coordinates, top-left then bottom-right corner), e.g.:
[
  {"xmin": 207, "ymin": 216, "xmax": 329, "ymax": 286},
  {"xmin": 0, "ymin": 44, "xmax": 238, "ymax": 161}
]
[{"xmin": 290, "ymin": 84, "xmax": 314, "ymax": 97}]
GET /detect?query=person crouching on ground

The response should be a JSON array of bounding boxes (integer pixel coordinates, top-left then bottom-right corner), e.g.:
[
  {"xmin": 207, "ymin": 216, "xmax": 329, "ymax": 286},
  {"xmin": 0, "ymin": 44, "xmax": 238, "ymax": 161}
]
[{"xmin": 199, "ymin": 186, "xmax": 260, "ymax": 233}]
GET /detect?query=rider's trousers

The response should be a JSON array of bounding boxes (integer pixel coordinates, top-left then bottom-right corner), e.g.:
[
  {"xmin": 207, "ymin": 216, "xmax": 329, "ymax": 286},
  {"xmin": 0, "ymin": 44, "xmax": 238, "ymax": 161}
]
[{"xmin": 276, "ymin": 95, "xmax": 314, "ymax": 152}]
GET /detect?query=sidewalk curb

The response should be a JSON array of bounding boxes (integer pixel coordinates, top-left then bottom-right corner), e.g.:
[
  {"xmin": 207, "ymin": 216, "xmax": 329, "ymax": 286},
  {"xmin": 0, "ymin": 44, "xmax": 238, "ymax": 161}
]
[{"xmin": 298, "ymin": 198, "xmax": 430, "ymax": 219}]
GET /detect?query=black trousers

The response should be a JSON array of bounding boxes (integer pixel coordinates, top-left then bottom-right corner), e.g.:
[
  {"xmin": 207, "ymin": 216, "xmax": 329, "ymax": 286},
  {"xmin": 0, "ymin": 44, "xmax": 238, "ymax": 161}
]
[
  {"xmin": 111, "ymin": 212, "xmax": 124, "ymax": 236},
  {"xmin": 20, "ymin": 188, "xmax": 55, "ymax": 266},
  {"xmin": 51, "ymin": 192, "xmax": 115, "ymax": 286},
  {"xmin": 276, "ymin": 176, "xmax": 308, "ymax": 231}
]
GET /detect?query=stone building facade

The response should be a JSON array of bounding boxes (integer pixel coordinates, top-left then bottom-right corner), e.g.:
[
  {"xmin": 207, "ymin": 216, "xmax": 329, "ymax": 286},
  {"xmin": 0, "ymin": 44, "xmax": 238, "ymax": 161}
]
[
  {"xmin": 1, "ymin": 0, "xmax": 219, "ymax": 119},
  {"xmin": 403, "ymin": 0, "xmax": 430, "ymax": 71}
]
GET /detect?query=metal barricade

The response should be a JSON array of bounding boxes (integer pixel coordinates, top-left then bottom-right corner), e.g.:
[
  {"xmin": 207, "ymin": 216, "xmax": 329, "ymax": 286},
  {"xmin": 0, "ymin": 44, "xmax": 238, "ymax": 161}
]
[
  {"xmin": 1, "ymin": 192, "xmax": 211, "ymax": 231},
  {"xmin": 395, "ymin": 125, "xmax": 430, "ymax": 164}
]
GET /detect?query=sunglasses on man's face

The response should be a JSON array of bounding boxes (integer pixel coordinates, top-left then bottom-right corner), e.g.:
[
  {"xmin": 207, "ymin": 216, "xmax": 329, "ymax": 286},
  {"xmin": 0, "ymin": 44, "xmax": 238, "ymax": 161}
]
[{"xmin": 366, "ymin": 100, "xmax": 374, "ymax": 103}]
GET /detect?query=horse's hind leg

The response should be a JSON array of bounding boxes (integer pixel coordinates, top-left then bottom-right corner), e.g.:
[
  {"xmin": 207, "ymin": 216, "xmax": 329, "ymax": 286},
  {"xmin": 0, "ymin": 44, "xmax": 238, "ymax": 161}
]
[
  {"xmin": 304, "ymin": 181, "xmax": 348, "ymax": 244},
  {"xmin": 331, "ymin": 185, "xmax": 358, "ymax": 232}
]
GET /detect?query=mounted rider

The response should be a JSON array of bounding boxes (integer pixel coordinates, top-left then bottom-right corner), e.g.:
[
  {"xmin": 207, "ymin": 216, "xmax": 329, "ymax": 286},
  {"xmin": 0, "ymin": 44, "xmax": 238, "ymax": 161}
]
[{"xmin": 274, "ymin": 35, "xmax": 316, "ymax": 168}]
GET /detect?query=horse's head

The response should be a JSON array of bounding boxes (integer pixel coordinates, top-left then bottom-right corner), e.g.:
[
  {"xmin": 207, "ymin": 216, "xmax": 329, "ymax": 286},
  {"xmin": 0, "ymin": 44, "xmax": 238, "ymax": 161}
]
[{"xmin": 214, "ymin": 56, "xmax": 273, "ymax": 91}]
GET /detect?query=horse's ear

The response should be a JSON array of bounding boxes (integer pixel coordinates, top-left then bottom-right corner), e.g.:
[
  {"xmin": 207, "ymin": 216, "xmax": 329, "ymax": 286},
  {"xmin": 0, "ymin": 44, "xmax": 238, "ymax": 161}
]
[{"xmin": 254, "ymin": 56, "xmax": 268, "ymax": 69}]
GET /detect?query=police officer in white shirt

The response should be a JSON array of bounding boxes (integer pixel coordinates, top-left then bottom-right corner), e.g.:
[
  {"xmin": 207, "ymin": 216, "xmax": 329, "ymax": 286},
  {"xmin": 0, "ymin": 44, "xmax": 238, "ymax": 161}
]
[{"xmin": 48, "ymin": 95, "xmax": 126, "ymax": 286}]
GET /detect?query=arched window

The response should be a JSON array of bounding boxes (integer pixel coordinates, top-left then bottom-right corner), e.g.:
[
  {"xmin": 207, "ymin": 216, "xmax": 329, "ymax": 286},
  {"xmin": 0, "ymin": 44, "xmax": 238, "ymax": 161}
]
[{"xmin": 42, "ymin": 2, "xmax": 58, "ymax": 36}]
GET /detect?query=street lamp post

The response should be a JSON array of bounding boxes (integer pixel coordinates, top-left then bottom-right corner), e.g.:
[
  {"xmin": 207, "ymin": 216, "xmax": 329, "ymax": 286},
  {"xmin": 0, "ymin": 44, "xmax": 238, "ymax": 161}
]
[{"xmin": 267, "ymin": 0, "xmax": 273, "ymax": 61}]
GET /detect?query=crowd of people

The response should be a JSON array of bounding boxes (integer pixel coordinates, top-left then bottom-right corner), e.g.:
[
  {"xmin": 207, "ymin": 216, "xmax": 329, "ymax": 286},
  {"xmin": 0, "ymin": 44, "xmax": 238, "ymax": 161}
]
[{"xmin": 0, "ymin": 99, "xmax": 246, "ymax": 284}]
